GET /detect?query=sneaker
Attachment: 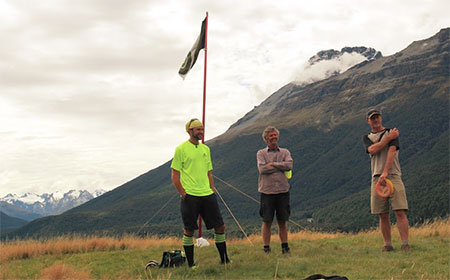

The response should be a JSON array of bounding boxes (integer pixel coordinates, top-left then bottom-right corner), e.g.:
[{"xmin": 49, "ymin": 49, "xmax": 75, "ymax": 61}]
[
  {"xmin": 190, "ymin": 265, "xmax": 198, "ymax": 271},
  {"xmin": 382, "ymin": 245, "xmax": 394, "ymax": 252},
  {"xmin": 401, "ymin": 244, "xmax": 410, "ymax": 252},
  {"xmin": 282, "ymin": 247, "xmax": 290, "ymax": 254},
  {"xmin": 263, "ymin": 247, "xmax": 271, "ymax": 253}
]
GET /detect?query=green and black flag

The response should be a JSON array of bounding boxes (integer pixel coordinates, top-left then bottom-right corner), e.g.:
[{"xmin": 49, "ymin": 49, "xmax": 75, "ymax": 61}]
[{"xmin": 178, "ymin": 18, "xmax": 206, "ymax": 79}]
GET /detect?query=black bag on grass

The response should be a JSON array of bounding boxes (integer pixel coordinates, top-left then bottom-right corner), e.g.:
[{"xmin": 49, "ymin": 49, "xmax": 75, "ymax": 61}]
[
  {"xmin": 159, "ymin": 250, "xmax": 186, "ymax": 268},
  {"xmin": 304, "ymin": 274, "xmax": 348, "ymax": 280}
]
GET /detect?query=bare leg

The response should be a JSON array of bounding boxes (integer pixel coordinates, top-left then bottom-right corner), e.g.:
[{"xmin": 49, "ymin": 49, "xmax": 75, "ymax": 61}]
[
  {"xmin": 379, "ymin": 213, "xmax": 392, "ymax": 245},
  {"xmin": 395, "ymin": 210, "xmax": 409, "ymax": 243},
  {"xmin": 277, "ymin": 220, "xmax": 288, "ymax": 243},
  {"xmin": 262, "ymin": 221, "xmax": 272, "ymax": 246}
]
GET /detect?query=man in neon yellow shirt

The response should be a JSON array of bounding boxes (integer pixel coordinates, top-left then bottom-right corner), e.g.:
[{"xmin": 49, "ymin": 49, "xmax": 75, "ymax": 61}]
[{"xmin": 171, "ymin": 118, "xmax": 230, "ymax": 269}]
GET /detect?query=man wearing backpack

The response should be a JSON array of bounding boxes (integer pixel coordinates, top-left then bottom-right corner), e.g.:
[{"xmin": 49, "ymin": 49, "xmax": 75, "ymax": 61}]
[
  {"xmin": 363, "ymin": 109, "xmax": 410, "ymax": 252},
  {"xmin": 257, "ymin": 126, "xmax": 293, "ymax": 254},
  {"xmin": 171, "ymin": 118, "xmax": 230, "ymax": 269}
]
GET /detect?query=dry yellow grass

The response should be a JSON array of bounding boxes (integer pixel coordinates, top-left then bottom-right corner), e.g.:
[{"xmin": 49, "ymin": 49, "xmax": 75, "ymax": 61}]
[
  {"xmin": 410, "ymin": 218, "xmax": 450, "ymax": 237},
  {"xmin": 2, "ymin": 218, "xmax": 448, "ymax": 263},
  {"xmin": 40, "ymin": 263, "xmax": 91, "ymax": 280},
  {"xmin": 229, "ymin": 218, "xmax": 450, "ymax": 245},
  {"xmin": 0, "ymin": 235, "xmax": 180, "ymax": 262},
  {"xmin": 229, "ymin": 229, "xmax": 346, "ymax": 246}
]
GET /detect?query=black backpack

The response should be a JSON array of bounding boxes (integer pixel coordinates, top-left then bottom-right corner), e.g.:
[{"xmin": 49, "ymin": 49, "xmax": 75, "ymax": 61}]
[
  {"xmin": 159, "ymin": 250, "xmax": 186, "ymax": 268},
  {"xmin": 304, "ymin": 274, "xmax": 348, "ymax": 280}
]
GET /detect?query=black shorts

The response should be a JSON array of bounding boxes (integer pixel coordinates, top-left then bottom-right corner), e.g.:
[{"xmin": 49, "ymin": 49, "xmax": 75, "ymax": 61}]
[
  {"xmin": 259, "ymin": 192, "xmax": 290, "ymax": 222},
  {"xmin": 180, "ymin": 193, "xmax": 224, "ymax": 231}
]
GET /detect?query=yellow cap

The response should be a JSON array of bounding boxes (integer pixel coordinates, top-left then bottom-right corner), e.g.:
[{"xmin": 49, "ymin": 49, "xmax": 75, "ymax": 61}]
[{"xmin": 185, "ymin": 119, "xmax": 203, "ymax": 132}]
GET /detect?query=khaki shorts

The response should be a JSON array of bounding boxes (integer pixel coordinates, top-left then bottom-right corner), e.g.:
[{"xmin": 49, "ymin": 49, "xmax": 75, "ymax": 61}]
[{"xmin": 371, "ymin": 175, "xmax": 408, "ymax": 214}]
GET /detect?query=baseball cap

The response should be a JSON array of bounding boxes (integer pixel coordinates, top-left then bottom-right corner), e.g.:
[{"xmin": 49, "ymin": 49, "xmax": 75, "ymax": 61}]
[
  {"xmin": 185, "ymin": 118, "xmax": 203, "ymax": 132},
  {"xmin": 367, "ymin": 109, "xmax": 381, "ymax": 119}
]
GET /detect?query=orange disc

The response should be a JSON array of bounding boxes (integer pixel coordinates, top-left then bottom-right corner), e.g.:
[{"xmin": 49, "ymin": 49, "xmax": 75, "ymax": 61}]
[{"xmin": 375, "ymin": 178, "xmax": 394, "ymax": 198}]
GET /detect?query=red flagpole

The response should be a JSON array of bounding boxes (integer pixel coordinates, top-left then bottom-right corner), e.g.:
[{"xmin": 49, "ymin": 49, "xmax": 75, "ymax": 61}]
[
  {"xmin": 198, "ymin": 11, "xmax": 208, "ymax": 239},
  {"xmin": 201, "ymin": 12, "xmax": 208, "ymax": 142}
]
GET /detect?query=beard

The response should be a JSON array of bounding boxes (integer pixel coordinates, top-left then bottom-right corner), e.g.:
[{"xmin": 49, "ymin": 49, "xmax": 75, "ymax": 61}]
[{"xmin": 193, "ymin": 133, "xmax": 203, "ymax": 141}]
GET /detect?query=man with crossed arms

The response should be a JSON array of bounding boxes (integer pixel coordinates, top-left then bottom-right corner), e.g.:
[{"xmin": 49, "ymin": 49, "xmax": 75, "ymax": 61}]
[{"xmin": 363, "ymin": 109, "xmax": 410, "ymax": 252}]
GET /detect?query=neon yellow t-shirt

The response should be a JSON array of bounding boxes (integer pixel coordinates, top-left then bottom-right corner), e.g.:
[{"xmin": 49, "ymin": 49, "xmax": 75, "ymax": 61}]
[{"xmin": 170, "ymin": 140, "xmax": 213, "ymax": 196}]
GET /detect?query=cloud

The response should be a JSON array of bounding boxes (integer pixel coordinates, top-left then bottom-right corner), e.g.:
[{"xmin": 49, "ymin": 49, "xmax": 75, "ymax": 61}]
[
  {"xmin": 1, "ymin": 0, "xmax": 449, "ymax": 196},
  {"xmin": 293, "ymin": 52, "xmax": 368, "ymax": 86}
]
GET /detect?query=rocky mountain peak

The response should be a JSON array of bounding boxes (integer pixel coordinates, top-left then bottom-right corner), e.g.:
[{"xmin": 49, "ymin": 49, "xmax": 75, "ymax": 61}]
[
  {"xmin": 291, "ymin": 46, "xmax": 382, "ymax": 88},
  {"xmin": 308, "ymin": 47, "xmax": 382, "ymax": 65}
]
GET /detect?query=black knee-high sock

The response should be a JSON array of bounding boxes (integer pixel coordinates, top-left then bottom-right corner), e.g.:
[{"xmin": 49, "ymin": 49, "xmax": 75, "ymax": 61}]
[
  {"xmin": 215, "ymin": 242, "xmax": 230, "ymax": 263},
  {"xmin": 214, "ymin": 233, "xmax": 230, "ymax": 263},
  {"xmin": 183, "ymin": 234, "xmax": 195, "ymax": 266}
]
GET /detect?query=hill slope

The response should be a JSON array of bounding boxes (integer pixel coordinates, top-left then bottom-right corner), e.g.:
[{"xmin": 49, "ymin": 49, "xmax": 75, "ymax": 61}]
[
  {"xmin": 5, "ymin": 28, "xmax": 449, "ymax": 239},
  {"xmin": 0, "ymin": 212, "xmax": 28, "ymax": 231}
]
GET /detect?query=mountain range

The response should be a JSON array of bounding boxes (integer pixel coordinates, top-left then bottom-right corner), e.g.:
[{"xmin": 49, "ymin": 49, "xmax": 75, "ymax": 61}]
[
  {"xmin": 4, "ymin": 28, "xmax": 449, "ymax": 239},
  {"xmin": 0, "ymin": 189, "xmax": 105, "ymax": 221}
]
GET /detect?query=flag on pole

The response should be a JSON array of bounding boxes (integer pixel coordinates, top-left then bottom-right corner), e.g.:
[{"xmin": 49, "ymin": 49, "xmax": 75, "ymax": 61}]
[{"xmin": 178, "ymin": 18, "xmax": 206, "ymax": 79}]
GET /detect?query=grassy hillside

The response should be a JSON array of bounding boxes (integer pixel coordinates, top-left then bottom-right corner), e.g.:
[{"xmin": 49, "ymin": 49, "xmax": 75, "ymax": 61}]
[{"xmin": 1, "ymin": 219, "xmax": 449, "ymax": 279}]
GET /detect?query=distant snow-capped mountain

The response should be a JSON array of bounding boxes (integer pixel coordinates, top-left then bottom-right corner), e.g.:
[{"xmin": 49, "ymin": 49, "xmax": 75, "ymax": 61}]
[{"xmin": 0, "ymin": 189, "xmax": 106, "ymax": 216}]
